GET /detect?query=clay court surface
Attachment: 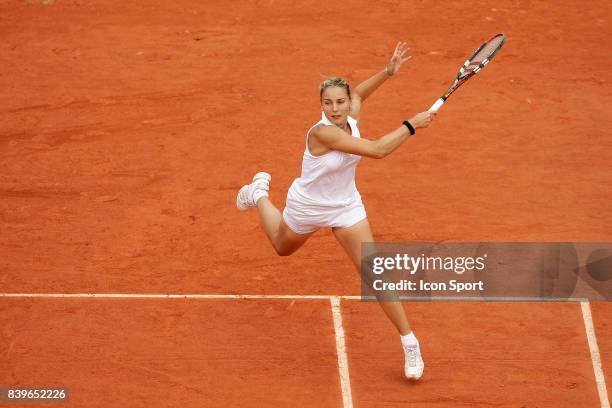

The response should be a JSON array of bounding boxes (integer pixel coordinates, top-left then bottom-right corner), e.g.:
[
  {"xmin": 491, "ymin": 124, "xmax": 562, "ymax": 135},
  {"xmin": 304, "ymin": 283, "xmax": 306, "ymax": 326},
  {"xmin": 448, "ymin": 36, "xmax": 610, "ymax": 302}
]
[{"xmin": 1, "ymin": 0, "xmax": 611, "ymax": 406}]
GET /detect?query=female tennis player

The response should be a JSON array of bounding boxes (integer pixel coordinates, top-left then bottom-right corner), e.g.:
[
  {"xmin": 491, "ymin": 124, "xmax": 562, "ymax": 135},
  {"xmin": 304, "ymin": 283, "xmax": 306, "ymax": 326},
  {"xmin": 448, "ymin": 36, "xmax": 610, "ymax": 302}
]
[{"xmin": 236, "ymin": 42, "xmax": 435, "ymax": 380}]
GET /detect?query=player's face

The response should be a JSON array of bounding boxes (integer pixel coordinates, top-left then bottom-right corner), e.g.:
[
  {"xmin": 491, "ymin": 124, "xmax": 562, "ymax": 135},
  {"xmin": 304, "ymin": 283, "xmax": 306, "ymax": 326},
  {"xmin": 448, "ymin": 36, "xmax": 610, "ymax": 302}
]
[{"xmin": 321, "ymin": 86, "xmax": 350, "ymax": 127}]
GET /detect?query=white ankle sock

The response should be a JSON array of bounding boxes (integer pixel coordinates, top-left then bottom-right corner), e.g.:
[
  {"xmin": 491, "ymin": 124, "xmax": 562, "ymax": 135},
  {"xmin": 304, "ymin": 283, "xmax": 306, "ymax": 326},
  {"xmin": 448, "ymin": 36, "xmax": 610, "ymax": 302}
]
[
  {"xmin": 252, "ymin": 189, "xmax": 268, "ymax": 204},
  {"xmin": 400, "ymin": 331, "xmax": 419, "ymax": 348}
]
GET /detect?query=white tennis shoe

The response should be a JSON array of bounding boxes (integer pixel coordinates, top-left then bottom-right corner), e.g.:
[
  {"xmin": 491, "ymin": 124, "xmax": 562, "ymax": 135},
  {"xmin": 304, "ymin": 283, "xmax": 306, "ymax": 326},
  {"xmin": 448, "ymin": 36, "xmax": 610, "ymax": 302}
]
[
  {"xmin": 236, "ymin": 172, "xmax": 271, "ymax": 211},
  {"xmin": 404, "ymin": 344, "xmax": 424, "ymax": 380}
]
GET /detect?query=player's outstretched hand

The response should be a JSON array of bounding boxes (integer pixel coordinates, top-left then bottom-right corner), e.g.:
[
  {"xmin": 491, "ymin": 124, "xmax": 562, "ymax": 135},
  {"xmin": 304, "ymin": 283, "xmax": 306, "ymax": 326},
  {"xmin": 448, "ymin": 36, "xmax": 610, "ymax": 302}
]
[
  {"xmin": 386, "ymin": 42, "xmax": 411, "ymax": 76},
  {"xmin": 409, "ymin": 111, "xmax": 436, "ymax": 129}
]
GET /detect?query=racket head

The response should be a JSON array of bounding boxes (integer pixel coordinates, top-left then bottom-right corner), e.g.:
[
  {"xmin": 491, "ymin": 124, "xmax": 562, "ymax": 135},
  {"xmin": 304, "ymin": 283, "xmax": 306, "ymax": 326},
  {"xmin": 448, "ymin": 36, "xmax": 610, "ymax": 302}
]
[
  {"xmin": 468, "ymin": 33, "xmax": 506, "ymax": 66},
  {"xmin": 442, "ymin": 33, "xmax": 506, "ymax": 99}
]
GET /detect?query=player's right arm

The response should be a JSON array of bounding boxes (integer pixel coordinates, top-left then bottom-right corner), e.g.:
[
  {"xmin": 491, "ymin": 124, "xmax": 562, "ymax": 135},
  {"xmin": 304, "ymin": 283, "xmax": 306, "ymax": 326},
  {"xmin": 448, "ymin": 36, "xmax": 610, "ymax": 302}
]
[{"xmin": 313, "ymin": 111, "xmax": 435, "ymax": 159}]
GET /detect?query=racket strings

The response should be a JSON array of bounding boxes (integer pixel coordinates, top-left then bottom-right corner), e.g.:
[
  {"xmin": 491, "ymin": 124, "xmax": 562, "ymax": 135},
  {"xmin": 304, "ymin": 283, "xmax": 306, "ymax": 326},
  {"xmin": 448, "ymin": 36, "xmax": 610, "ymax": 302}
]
[{"xmin": 471, "ymin": 35, "xmax": 505, "ymax": 64}]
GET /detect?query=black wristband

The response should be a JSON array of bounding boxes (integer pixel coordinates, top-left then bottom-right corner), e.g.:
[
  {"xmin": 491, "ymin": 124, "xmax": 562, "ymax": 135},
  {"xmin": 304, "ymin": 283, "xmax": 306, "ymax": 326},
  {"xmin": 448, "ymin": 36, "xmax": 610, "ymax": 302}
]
[{"xmin": 403, "ymin": 120, "xmax": 415, "ymax": 136}]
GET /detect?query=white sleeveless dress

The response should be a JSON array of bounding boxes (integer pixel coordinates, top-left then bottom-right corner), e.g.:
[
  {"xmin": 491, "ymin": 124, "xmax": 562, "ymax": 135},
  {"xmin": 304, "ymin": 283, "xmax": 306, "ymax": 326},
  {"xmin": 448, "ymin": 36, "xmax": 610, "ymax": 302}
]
[{"xmin": 282, "ymin": 112, "xmax": 367, "ymax": 234}]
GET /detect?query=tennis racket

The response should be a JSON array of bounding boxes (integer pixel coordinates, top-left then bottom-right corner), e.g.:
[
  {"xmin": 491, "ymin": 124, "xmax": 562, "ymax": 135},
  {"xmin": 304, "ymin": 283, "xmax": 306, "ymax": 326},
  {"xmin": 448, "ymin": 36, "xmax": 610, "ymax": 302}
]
[{"xmin": 429, "ymin": 34, "xmax": 506, "ymax": 112}]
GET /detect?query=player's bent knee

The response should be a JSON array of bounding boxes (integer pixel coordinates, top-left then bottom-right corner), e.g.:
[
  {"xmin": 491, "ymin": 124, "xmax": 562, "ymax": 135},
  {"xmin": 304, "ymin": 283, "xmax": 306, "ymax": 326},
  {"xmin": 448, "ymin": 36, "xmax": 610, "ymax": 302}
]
[{"xmin": 274, "ymin": 223, "xmax": 310, "ymax": 256}]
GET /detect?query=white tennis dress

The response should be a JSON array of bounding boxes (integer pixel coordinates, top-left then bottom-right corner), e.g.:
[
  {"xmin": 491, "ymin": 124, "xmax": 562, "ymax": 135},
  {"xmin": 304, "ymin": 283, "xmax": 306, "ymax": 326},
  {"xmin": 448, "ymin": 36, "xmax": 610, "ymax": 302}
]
[{"xmin": 282, "ymin": 112, "xmax": 367, "ymax": 234}]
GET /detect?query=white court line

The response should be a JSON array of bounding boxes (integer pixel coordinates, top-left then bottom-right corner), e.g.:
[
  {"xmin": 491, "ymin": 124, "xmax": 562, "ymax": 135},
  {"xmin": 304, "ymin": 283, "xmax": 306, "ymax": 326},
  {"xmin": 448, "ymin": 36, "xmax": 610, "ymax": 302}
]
[
  {"xmin": 330, "ymin": 297, "xmax": 354, "ymax": 408},
  {"xmin": 0, "ymin": 292, "xmax": 357, "ymax": 300},
  {"xmin": 0, "ymin": 293, "xmax": 588, "ymax": 302},
  {"xmin": 581, "ymin": 301, "xmax": 610, "ymax": 408}
]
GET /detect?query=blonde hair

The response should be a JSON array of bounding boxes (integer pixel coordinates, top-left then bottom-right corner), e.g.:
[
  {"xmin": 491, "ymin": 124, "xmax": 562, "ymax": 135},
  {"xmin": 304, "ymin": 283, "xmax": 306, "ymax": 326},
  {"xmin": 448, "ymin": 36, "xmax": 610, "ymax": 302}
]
[{"xmin": 320, "ymin": 77, "xmax": 351, "ymax": 100}]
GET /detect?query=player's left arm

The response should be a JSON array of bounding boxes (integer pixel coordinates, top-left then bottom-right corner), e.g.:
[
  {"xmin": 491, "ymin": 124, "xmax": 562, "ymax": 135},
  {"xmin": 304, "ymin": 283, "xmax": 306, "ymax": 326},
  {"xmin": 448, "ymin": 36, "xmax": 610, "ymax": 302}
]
[{"xmin": 351, "ymin": 41, "xmax": 411, "ymax": 115}]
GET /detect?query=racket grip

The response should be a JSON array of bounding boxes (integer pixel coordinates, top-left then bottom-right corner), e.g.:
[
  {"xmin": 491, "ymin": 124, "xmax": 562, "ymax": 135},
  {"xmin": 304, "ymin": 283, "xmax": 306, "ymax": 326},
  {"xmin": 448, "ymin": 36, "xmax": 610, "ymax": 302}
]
[{"xmin": 429, "ymin": 98, "xmax": 444, "ymax": 112}]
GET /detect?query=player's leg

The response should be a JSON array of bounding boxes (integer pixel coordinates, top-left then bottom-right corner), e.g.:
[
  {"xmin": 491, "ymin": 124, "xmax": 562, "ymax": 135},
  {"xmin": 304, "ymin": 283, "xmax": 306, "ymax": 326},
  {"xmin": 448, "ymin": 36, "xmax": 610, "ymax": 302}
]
[
  {"xmin": 237, "ymin": 172, "xmax": 312, "ymax": 256},
  {"xmin": 332, "ymin": 217, "xmax": 424, "ymax": 380},
  {"xmin": 256, "ymin": 197, "xmax": 313, "ymax": 256},
  {"xmin": 332, "ymin": 218, "xmax": 411, "ymax": 334}
]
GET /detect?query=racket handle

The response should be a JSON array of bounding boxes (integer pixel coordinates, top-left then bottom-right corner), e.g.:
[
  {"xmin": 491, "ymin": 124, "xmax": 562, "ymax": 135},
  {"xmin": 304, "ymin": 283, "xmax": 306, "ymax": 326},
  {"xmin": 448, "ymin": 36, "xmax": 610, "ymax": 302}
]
[{"xmin": 429, "ymin": 98, "xmax": 444, "ymax": 112}]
